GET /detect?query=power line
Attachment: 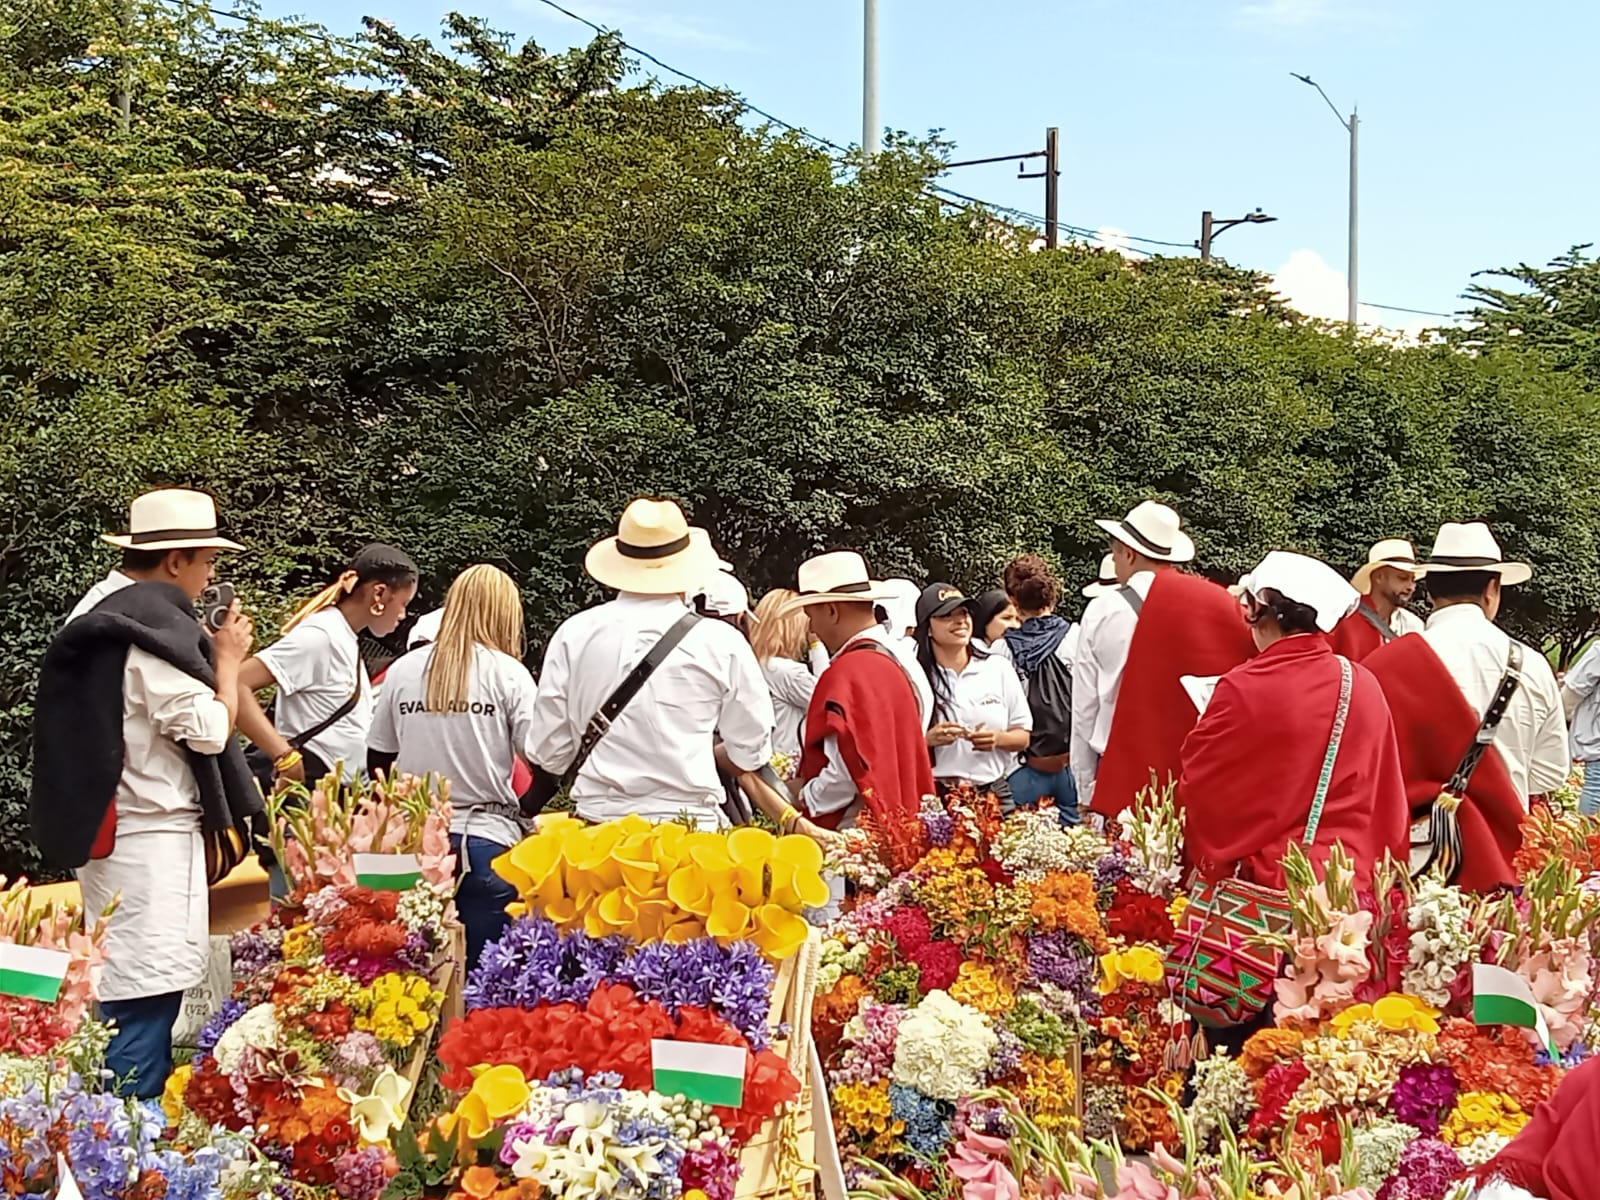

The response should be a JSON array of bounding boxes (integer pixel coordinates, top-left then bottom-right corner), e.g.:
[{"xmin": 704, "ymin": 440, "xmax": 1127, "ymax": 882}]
[{"xmin": 1363, "ymin": 301, "xmax": 1458, "ymax": 320}]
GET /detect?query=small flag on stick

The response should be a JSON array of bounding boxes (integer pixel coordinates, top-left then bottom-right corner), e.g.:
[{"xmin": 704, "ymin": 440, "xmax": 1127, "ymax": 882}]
[
  {"xmin": 651, "ymin": 1039, "xmax": 747, "ymax": 1107},
  {"xmin": 353, "ymin": 853, "xmax": 423, "ymax": 891},
  {"xmin": 0, "ymin": 944, "xmax": 71, "ymax": 1003},
  {"xmin": 1473, "ymin": 962, "xmax": 1559, "ymax": 1058},
  {"xmin": 56, "ymin": 1154, "xmax": 83, "ymax": 1200}
]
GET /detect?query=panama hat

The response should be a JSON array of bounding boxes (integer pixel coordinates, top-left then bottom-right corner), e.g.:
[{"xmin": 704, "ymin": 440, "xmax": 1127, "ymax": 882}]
[
  {"xmin": 1351, "ymin": 538, "xmax": 1427, "ymax": 595},
  {"xmin": 776, "ymin": 552, "xmax": 895, "ymax": 615},
  {"xmin": 584, "ymin": 498, "xmax": 718, "ymax": 595},
  {"xmin": 101, "ymin": 489, "xmax": 244, "ymax": 552},
  {"xmin": 1422, "ymin": 522, "xmax": 1532, "ymax": 586},
  {"xmin": 1095, "ymin": 500, "xmax": 1195, "ymax": 564},
  {"xmin": 1082, "ymin": 554, "xmax": 1119, "ymax": 599},
  {"xmin": 1237, "ymin": 550, "xmax": 1359, "ymax": 634}
]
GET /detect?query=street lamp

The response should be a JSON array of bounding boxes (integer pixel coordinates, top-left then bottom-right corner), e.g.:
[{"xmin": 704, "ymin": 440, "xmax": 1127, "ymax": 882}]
[
  {"xmin": 1198, "ymin": 209, "xmax": 1277, "ymax": 261},
  {"xmin": 1292, "ymin": 73, "xmax": 1358, "ymax": 327}
]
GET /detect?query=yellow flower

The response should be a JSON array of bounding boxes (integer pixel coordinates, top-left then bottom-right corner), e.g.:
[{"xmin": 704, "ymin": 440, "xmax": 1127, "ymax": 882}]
[
  {"xmin": 440, "ymin": 1064, "xmax": 531, "ymax": 1141},
  {"xmin": 161, "ymin": 1064, "xmax": 193, "ymax": 1124},
  {"xmin": 950, "ymin": 962, "xmax": 1016, "ymax": 1015},
  {"xmin": 1099, "ymin": 944, "xmax": 1166, "ymax": 993},
  {"xmin": 1372, "ymin": 993, "xmax": 1441, "ymax": 1034},
  {"xmin": 1167, "ymin": 895, "xmax": 1190, "ymax": 923}
]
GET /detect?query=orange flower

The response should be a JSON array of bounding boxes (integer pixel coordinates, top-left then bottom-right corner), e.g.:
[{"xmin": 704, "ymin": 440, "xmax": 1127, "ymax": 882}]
[
  {"xmin": 1029, "ymin": 873, "xmax": 1106, "ymax": 945},
  {"xmin": 1239, "ymin": 1028, "xmax": 1305, "ymax": 1080},
  {"xmin": 460, "ymin": 1166, "xmax": 505, "ymax": 1199},
  {"xmin": 814, "ymin": 975, "xmax": 868, "ymax": 1031}
]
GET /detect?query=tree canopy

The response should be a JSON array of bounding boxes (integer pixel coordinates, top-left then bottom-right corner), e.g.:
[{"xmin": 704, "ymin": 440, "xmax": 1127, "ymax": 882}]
[{"xmin": 1, "ymin": 1, "xmax": 1597, "ymax": 876}]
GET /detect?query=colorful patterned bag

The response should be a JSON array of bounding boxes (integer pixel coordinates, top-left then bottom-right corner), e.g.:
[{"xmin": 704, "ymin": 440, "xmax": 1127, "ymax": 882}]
[{"xmin": 1164, "ymin": 656, "xmax": 1353, "ymax": 1028}]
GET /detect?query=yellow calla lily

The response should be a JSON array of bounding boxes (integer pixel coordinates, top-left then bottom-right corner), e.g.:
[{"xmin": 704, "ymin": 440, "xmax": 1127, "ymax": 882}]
[
  {"xmin": 440, "ymin": 1064, "xmax": 530, "ymax": 1142},
  {"xmin": 667, "ymin": 867, "xmax": 711, "ymax": 914},
  {"xmin": 161, "ymin": 1065, "xmax": 193, "ymax": 1125},
  {"xmin": 733, "ymin": 861, "xmax": 769, "ymax": 906},
  {"xmin": 751, "ymin": 904, "xmax": 810, "ymax": 959},
  {"xmin": 597, "ymin": 888, "xmax": 639, "ymax": 930},
  {"xmin": 728, "ymin": 826, "xmax": 777, "ymax": 864},
  {"xmin": 1371, "ymin": 993, "xmax": 1441, "ymax": 1034},
  {"xmin": 707, "ymin": 889, "xmax": 754, "ymax": 939},
  {"xmin": 612, "ymin": 835, "xmax": 659, "ymax": 895}
]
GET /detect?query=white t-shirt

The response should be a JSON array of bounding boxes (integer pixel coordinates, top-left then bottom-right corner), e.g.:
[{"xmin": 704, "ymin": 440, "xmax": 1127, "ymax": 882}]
[
  {"xmin": 932, "ymin": 652, "xmax": 1033, "ymax": 785},
  {"xmin": 762, "ymin": 657, "xmax": 816, "ymax": 762},
  {"xmin": 369, "ymin": 643, "xmax": 537, "ymax": 847},
  {"xmin": 256, "ymin": 609, "xmax": 373, "ymax": 781}
]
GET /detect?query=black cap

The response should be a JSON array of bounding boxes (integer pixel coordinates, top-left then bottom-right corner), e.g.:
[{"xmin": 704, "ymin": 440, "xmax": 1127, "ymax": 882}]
[{"xmin": 916, "ymin": 582, "xmax": 973, "ymax": 627}]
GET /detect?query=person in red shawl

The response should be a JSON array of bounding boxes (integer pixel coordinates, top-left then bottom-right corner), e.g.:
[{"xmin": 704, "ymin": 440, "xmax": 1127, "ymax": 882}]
[
  {"xmin": 780, "ymin": 552, "xmax": 933, "ymax": 866},
  {"xmin": 1363, "ymin": 522, "xmax": 1566, "ymax": 891},
  {"xmin": 1468, "ymin": 1054, "xmax": 1600, "ymax": 1200},
  {"xmin": 1328, "ymin": 538, "xmax": 1427, "ymax": 661},
  {"xmin": 1178, "ymin": 552, "xmax": 1408, "ymax": 892}
]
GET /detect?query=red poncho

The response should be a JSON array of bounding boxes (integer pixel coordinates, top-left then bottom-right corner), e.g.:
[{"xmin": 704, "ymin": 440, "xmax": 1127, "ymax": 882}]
[
  {"xmin": 1327, "ymin": 598, "xmax": 1396, "ymax": 663},
  {"xmin": 1090, "ymin": 571, "xmax": 1258, "ymax": 818},
  {"xmin": 1478, "ymin": 1055, "xmax": 1600, "ymax": 1200},
  {"xmin": 1177, "ymin": 635, "xmax": 1409, "ymax": 892},
  {"xmin": 1362, "ymin": 633, "xmax": 1523, "ymax": 891},
  {"xmin": 799, "ymin": 638, "xmax": 932, "ymax": 864}
]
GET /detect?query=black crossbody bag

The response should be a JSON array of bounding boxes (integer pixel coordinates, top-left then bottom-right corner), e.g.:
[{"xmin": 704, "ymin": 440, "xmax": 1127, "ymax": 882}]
[{"xmin": 520, "ymin": 612, "xmax": 703, "ymax": 816}]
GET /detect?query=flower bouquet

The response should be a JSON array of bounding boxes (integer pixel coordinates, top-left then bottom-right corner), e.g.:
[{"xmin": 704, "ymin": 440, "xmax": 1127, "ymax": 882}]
[
  {"xmin": 385, "ymin": 817, "xmax": 820, "ymax": 1200},
  {"xmin": 0, "ymin": 877, "xmax": 114, "ymax": 1060},
  {"xmin": 166, "ymin": 774, "xmax": 464, "ymax": 1193}
]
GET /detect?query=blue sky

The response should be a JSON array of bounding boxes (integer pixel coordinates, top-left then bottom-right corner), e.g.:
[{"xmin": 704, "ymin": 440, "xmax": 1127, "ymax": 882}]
[{"xmin": 261, "ymin": 0, "xmax": 1598, "ymax": 327}]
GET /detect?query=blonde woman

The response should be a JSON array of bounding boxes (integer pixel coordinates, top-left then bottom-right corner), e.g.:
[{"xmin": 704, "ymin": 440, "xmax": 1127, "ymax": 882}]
[
  {"xmin": 751, "ymin": 588, "xmax": 820, "ymax": 764},
  {"xmin": 368, "ymin": 564, "xmax": 537, "ymax": 967}
]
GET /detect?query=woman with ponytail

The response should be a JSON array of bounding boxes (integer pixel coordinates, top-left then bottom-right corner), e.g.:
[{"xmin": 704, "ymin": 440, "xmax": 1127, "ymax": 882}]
[
  {"xmin": 367, "ymin": 564, "xmax": 537, "ymax": 967},
  {"xmin": 236, "ymin": 543, "xmax": 419, "ymax": 793}
]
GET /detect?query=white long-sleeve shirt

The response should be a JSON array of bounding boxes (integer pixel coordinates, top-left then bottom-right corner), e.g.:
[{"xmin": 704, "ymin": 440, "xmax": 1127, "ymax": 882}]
[
  {"xmin": 529, "ymin": 594, "xmax": 774, "ymax": 826},
  {"xmin": 67, "ymin": 571, "xmax": 135, "ymax": 624},
  {"xmin": 762, "ymin": 658, "xmax": 817, "ymax": 762},
  {"xmin": 1070, "ymin": 571, "xmax": 1155, "ymax": 803},
  {"xmin": 1565, "ymin": 641, "xmax": 1600, "ymax": 762},
  {"xmin": 1421, "ymin": 604, "xmax": 1568, "ymax": 804}
]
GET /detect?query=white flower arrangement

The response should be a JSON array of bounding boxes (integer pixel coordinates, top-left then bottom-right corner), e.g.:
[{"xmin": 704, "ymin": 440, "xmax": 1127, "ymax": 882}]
[
  {"xmin": 1403, "ymin": 877, "xmax": 1479, "ymax": 1008},
  {"xmin": 890, "ymin": 990, "xmax": 997, "ymax": 1101}
]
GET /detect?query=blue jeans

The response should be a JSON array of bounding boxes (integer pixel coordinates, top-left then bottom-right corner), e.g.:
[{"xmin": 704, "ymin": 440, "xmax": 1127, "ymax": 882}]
[
  {"xmin": 1581, "ymin": 760, "xmax": 1600, "ymax": 817},
  {"xmin": 1008, "ymin": 764, "xmax": 1080, "ymax": 826},
  {"xmin": 452, "ymin": 835, "xmax": 517, "ymax": 971},
  {"xmin": 100, "ymin": 991, "xmax": 184, "ymax": 1100}
]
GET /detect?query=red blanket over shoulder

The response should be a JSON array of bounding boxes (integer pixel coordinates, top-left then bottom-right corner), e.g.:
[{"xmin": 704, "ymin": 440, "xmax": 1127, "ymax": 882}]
[
  {"xmin": 1327, "ymin": 599, "xmax": 1390, "ymax": 663},
  {"xmin": 1090, "ymin": 571, "xmax": 1258, "ymax": 818},
  {"xmin": 799, "ymin": 639, "xmax": 932, "ymax": 866},
  {"xmin": 1361, "ymin": 633, "xmax": 1523, "ymax": 891}
]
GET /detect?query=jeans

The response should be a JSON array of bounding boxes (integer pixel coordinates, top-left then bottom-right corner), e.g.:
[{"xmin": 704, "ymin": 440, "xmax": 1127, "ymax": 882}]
[
  {"xmin": 1008, "ymin": 764, "xmax": 1080, "ymax": 826},
  {"xmin": 1582, "ymin": 760, "xmax": 1600, "ymax": 817},
  {"xmin": 453, "ymin": 834, "xmax": 517, "ymax": 971},
  {"xmin": 101, "ymin": 991, "xmax": 184, "ymax": 1100}
]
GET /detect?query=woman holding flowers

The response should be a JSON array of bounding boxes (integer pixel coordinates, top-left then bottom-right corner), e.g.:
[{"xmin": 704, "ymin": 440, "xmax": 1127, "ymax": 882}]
[
  {"xmin": 368, "ymin": 564, "xmax": 537, "ymax": 967},
  {"xmin": 1178, "ymin": 552, "xmax": 1409, "ymax": 892}
]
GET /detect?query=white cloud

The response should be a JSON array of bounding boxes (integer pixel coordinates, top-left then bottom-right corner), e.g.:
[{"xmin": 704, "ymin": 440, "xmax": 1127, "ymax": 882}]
[
  {"xmin": 1271, "ymin": 247, "xmax": 1441, "ymax": 340},
  {"xmin": 1237, "ymin": 0, "xmax": 1333, "ymax": 26},
  {"xmin": 513, "ymin": 0, "xmax": 750, "ymax": 51},
  {"xmin": 1091, "ymin": 226, "xmax": 1144, "ymax": 257}
]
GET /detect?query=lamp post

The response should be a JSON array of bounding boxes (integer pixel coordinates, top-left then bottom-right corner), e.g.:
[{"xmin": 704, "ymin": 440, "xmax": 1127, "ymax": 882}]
[
  {"xmin": 862, "ymin": 0, "xmax": 880, "ymax": 161},
  {"xmin": 1198, "ymin": 209, "xmax": 1277, "ymax": 261},
  {"xmin": 1292, "ymin": 73, "xmax": 1358, "ymax": 327}
]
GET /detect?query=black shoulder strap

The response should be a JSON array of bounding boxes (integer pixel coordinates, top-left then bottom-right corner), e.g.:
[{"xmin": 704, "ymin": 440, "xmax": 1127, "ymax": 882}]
[
  {"xmin": 289, "ymin": 669, "xmax": 364, "ymax": 750},
  {"xmin": 567, "ymin": 610, "xmax": 703, "ymax": 782},
  {"xmin": 1118, "ymin": 585, "xmax": 1144, "ymax": 616},
  {"xmin": 1444, "ymin": 642, "xmax": 1524, "ymax": 794},
  {"xmin": 1356, "ymin": 603, "xmax": 1398, "ymax": 642}
]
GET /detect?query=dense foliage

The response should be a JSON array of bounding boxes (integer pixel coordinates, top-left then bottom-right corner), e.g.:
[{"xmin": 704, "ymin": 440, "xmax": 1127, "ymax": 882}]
[{"xmin": 2, "ymin": 1, "xmax": 1597, "ymax": 876}]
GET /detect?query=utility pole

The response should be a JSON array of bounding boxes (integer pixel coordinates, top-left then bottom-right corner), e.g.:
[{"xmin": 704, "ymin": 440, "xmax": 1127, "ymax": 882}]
[
  {"xmin": 1197, "ymin": 209, "xmax": 1276, "ymax": 261},
  {"xmin": 1293, "ymin": 74, "xmax": 1358, "ymax": 328},
  {"xmin": 1042, "ymin": 127, "xmax": 1059, "ymax": 249},
  {"xmin": 862, "ymin": 0, "xmax": 879, "ymax": 161},
  {"xmin": 116, "ymin": 0, "xmax": 133, "ymax": 134}
]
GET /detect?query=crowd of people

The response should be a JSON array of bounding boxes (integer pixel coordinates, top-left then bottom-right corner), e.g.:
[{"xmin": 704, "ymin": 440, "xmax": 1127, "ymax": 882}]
[{"xmin": 28, "ymin": 485, "xmax": 1585, "ymax": 1104}]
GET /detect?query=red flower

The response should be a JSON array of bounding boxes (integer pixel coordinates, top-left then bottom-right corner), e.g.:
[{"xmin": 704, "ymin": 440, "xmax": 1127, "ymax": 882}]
[
  {"xmin": 907, "ymin": 940, "xmax": 961, "ymax": 991},
  {"xmin": 977, "ymin": 858, "xmax": 1012, "ymax": 886},
  {"xmin": 1249, "ymin": 1059, "xmax": 1310, "ymax": 1142},
  {"xmin": 1106, "ymin": 882, "xmax": 1175, "ymax": 944},
  {"xmin": 883, "ymin": 907, "xmax": 933, "ymax": 956}
]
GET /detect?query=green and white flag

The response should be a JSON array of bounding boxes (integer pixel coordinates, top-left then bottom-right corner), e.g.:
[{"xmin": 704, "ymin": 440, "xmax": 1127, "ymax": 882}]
[
  {"xmin": 1473, "ymin": 962, "xmax": 1559, "ymax": 1057},
  {"xmin": 56, "ymin": 1153, "xmax": 83, "ymax": 1200},
  {"xmin": 651, "ymin": 1039, "xmax": 747, "ymax": 1107},
  {"xmin": 0, "ymin": 943, "xmax": 70, "ymax": 1003},
  {"xmin": 353, "ymin": 853, "xmax": 423, "ymax": 891}
]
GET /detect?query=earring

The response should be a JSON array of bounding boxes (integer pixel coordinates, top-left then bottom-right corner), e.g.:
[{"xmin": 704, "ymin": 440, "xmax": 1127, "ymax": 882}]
[{"xmin": 372, "ymin": 603, "xmax": 386, "ymax": 616}]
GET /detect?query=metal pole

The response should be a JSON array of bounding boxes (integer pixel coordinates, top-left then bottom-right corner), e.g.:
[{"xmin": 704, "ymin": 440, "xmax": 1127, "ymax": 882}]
[
  {"xmin": 1199, "ymin": 211, "xmax": 1214, "ymax": 261},
  {"xmin": 117, "ymin": 0, "xmax": 133, "ymax": 134},
  {"xmin": 862, "ymin": 0, "xmax": 879, "ymax": 161},
  {"xmin": 1043, "ymin": 126, "xmax": 1059, "ymax": 249},
  {"xmin": 1346, "ymin": 111, "xmax": 1359, "ymax": 327}
]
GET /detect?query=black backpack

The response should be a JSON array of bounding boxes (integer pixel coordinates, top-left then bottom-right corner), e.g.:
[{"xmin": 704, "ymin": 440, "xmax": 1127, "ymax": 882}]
[{"xmin": 1019, "ymin": 648, "xmax": 1073, "ymax": 759}]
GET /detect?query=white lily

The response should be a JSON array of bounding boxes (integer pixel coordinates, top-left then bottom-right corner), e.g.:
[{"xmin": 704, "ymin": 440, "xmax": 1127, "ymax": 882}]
[{"xmin": 336, "ymin": 1066, "xmax": 412, "ymax": 1145}]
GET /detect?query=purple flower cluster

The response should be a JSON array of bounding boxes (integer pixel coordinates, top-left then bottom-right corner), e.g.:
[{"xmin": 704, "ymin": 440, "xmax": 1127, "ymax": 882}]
[
  {"xmin": 229, "ymin": 927, "xmax": 282, "ymax": 977},
  {"xmin": 192, "ymin": 999, "xmax": 248, "ymax": 1065},
  {"xmin": 1026, "ymin": 930, "xmax": 1100, "ymax": 1012},
  {"xmin": 1093, "ymin": 847, "xmax": 1132, "ymax": 893},
  {"xmin": 836, "ymin": 1000, "xmax": 904, "ymax": 1084},
  {"xmin": 468, "ymin": 918, "xmax": 777, "ymax": 1049},
  {"xmin": 919, "ymin": 808, "xmax": 954, "ymax": 847},
  {"xmin": 682, "ymin": 1140, "xmax": 742, "ymax": 1200},
  {"xmin": 62, "ymin": 1088, "xmax": 152, "ymax": 1200},
  {"xmin": 333, "ymin": 1146, "xmax": 389, "ymax": 1200},
  {"xmin": 985, "ymin": 1026, "xmax": 1024, "ymax": 1083},
  {"xmin": 1376, "ymin": 1138, "xmax": 1465, "ymax": 1200},
  {"xmin": 1389, "ymin": 1063, "xmax": 1458, "ymax": 1136}
]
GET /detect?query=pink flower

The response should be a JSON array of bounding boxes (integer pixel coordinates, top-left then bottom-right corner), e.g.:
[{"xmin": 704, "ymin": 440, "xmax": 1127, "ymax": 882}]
[
  {"xmin": 1316, "ymin": 910, "xmax": 1373, "ymax": 981},
  {"xmin": 1149, "ymin": 1144, "xmax": 1185, "ymax": 1177},
  {"xmin": 1112, "ymin": 1160, "xmax": 1179, "ymax": 1200},
  {"xmin": 1274, "ymin": 974, "xmax": 1322, "ymax": 1023},
  {"xmin": 949, "ymin": 1130, "xmax": 1020, "ymax": 1200}
]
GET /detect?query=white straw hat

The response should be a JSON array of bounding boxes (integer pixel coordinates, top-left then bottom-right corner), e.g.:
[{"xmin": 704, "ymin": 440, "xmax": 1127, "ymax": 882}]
[
  {"xmin": 584, "ymin": 498, "xmax": 718, "ymax": 595},
  {"xmin": 1237, "ymin": 551, "xmax": 1359, "ymax": 634},
  {"xmin": 1423, "ymin": 522, "xmax": 1532, "ymax": 586},
  {"xmin": 776, "ymin": 552, "xmax": 896, "ymax": 615},
  {"xmin": 1095, "ymin": 500, "xmax": 1195, "ymax": 564},
  {"xmin": 101, "ymin": 489, "xmax": 244, "ymax": 552},
  {"xmin": 1351, "ymin": 538, "xmax": 1426, "ymax": 595},
  {"xmin": 1082, "ymin": 554, "xmax": 1119, "ymax": 599}
]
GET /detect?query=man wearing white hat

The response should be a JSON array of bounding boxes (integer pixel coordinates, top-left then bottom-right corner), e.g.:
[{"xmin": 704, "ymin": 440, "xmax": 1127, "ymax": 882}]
[
  {"xmin": 1364, "ymin": 522, "xmax": 1567, "ymax": 890},
  {"xmin": 778, "ymin": 552, "xmax": 934, "ymax": 859},
  {"xmin": 68, "ymin": 489, "xmax": 245, "ymax": 623},
  {"xmin": 1330, "ymin": 539, "xmax": 1426, "ymax": 661},
  {"xmin": 1071, "ymin": 500, "xmax": 1196, "ymax": 805},
  {"xmin": 527, "ymin": 498, "xmax": 774, "ymax": 827}
]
